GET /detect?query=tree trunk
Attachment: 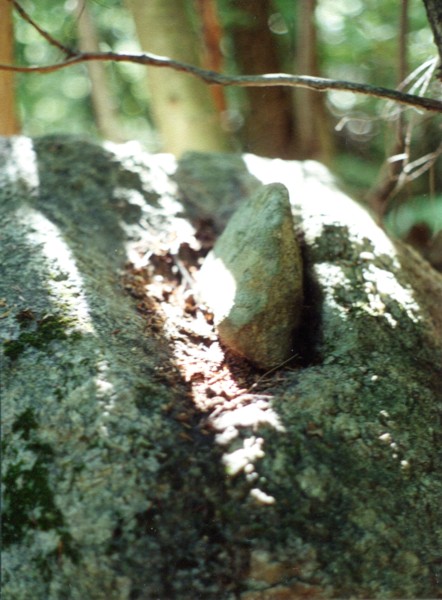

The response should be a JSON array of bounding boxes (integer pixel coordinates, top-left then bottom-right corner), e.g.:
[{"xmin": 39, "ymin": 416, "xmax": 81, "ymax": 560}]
[
  {"xmin": 0, "ymin": 2, "xmax": 20, "ymax": 135},
  {"xmin": 125, "ymin": 0, "xmax": 231, "ymax": 155},
  {"xmin": 195, "ymin": 0, "xmax": 227, "ymax": 114},
  {"xmin": 74, "ymin": 1, "xmax": 123, "ymax": 142},
  {"xmin": 230, "ymin": 0, "xmax": 296, "ymax": 158},
  {"xmin": 422, "ymin": 0, "xmax": 442, "ymax": 79},
  {"xmin": 367, "ymin": 0, "xmax": 410, "ymax": 215},
  {"xmin": 2, "ymin": 135, "xmax": 441, "ymax": 599},
  {"xmin": 294, "ymin": 0, "xmax": 333, "ymax": 161}
]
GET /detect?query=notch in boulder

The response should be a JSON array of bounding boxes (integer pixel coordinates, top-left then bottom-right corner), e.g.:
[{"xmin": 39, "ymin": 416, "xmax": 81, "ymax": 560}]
[{"xmin": 197, "ymin": 182, "xmax": 303, "ymax": 370}]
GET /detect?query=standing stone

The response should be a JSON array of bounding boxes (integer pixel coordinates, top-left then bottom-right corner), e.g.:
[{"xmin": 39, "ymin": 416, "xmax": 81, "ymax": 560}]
[{"xmin": 197, "ymin": 182, "xmax": 303, "ymax": 369}]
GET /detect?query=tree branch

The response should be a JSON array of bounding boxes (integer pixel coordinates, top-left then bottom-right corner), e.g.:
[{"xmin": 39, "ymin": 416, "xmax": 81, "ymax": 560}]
[
  {"xmin": 4, "ymin": 0, "xmax": 442, "ymax": 115},
  {"xmin": 0, "ymin": 49, "xmax": 441, "ymax": 114},
  {"xmin": 9, "ymin": 0, "xmax": 75, "ymax": 57}
]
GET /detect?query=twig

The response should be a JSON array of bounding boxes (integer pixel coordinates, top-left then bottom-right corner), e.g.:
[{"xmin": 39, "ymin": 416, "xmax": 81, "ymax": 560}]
[
  {"xmin": 244, "ymin": 354, "xmax": 297, "ymax": 395},
  {"xmin": 0, "ymin": 49, "xmax": 442, "ymax": 114},
  {"xmin": 9, "ymin": 0, "xmax": 76, "ymax": 57}
]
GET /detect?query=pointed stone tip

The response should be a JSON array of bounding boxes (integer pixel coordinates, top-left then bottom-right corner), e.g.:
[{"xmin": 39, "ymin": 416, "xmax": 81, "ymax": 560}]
[{"xmin": 198, "ymin": 182, "xmax": 303, "ymax": 369}]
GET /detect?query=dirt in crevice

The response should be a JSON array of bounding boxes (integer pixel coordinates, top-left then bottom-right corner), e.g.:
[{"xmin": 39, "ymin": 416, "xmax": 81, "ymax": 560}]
[
  {"xmin": 121, "ymin": 220, "xmax": 302, "ymax": 435},
  {"xmin": 121, "ymin": 221, "xmax": 306, "ymax": 596}
]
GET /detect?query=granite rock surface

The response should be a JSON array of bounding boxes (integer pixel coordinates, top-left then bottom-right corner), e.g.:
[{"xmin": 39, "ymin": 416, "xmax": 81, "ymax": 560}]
[{"xmin": 2, "ymin": 137, "xmax": 442, "ymax": 600}]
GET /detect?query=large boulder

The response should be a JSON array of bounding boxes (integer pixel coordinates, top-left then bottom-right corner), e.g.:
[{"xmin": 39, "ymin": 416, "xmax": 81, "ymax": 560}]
[{"xmin": 1, "ymin": 136, "xmax": 441, "ymax": 599}]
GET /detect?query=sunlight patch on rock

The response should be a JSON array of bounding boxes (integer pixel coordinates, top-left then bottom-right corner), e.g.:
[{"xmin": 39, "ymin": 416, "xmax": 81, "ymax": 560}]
[{"xmin": 16, "ymin": 206, "xmax": 94, "ymax": 334}]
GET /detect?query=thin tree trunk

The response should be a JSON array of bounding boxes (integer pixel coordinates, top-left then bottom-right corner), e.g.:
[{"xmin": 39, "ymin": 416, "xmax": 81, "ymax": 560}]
[
  {"xmin": 74, "ymin": 1, "xmax": 122, "ymax": 141},
  {"xmin": 294, "ymin": 0, "xmax": 333, "ymax": 162},
  {"xmin": 195, "ymin": 0, "xmax": 227, "ymax": 114},
  {"xmin": 368, "ymin": 0, "xmax": 410, "ymax": 216},
  {"xmin": 230, "ymin": 0, "xmax": 295, "ymax": 159},
  {"xmin": 422, "ymin": 0, "xmax": 442, "ymax": 79},
  {"xmin": 0, "ymin": 1, "xmax": 20, "ymax": 135},
  {"xmin": 125, "ymin": 0, "xmax": 231, "ymax": 156}
]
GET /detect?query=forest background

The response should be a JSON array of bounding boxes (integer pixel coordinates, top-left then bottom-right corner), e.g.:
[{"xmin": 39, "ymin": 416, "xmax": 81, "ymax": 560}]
[{"xmin": 1, "ymin": 0, "xmax": 442, "ymax": 251}]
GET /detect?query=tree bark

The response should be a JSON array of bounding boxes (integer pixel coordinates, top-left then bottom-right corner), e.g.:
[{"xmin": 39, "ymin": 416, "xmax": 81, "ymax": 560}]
[
  {"xmin": 294, "ymin": 0, "xmax": 333, "ymax": 161},
  {"xmin": 195, "ymin": 0, "xmax": 227, "ymax": 114},
  {"xmin": 230, "ymin": 0, "xmax": 296, "ymax": 158},
  {"xmin": 125, "ymin": 0, "xmax": 231, "ymax": 155},
  {"xmin": 367, "ymin": 0, "xmax": 410, "ymax": 214},
  {"xmin": 422, "ymin": 0, "xmax": 442, "ymax": 79},
  {"xmin": 0, "ymin": 2, "xmax": 20, "ymax": 135},
  {"xmin": 74, "ymin": 1, "xmax": 123, "ymax": 142}
]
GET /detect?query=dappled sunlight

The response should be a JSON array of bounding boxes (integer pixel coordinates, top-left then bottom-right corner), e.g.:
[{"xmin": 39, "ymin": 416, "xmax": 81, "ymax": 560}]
[
  {"xmin": 244, "ymin": 153, "xmax": 383, "ymax": 240},
  {"xmin": 195, "ymin": 254, "xmax": 236, "ymax": 321},
  {"xmin": 244, "ymin": 153, "xmax": 423, "ymax": 328},
  {"xmin": 360, "ymin": 263, "xmax": 420, "ymax": 325},
  {"xmin": 115, "ymin": 158, "xmax": 291, "ymax": 506},
  {"xmin": 314, "ymin": 263, "xmax": 351, "ymax": 321},
  {"xmin": 105, "ymin": 143, "xmax": 200, "ymax": 268},
  {"xmin": 3, "ymin": 135, "xmax": 441, "ymax": 597},
  {"xmin": 16, "ymin": 205, "xmax": 95, "ymax": 334},
  {"xmin": 210, "ymin": 401, "xmax": 286, "ymax": 506},
  {"xmin": 117, "ymin": 150, "xmax": 430, "ymax": 517},
  {"xmin": 1, "ymin": 137, "xmax": 95, "ymax": 334},
  {"xmin": 316, "ymin": 258, "xmax": 421, "ymax": 328},
  {"xmin": 124, "ymin": 240, "xmax": 289, "ymax": 505},
  {"xmin": 7, "ymin": 140, "xmax": 426, "ymax": 501}
]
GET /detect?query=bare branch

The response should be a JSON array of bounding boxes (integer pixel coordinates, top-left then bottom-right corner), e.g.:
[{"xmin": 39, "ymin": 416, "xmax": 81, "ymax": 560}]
[
  {"xmin": 0, "ymin": 49, "xmax": 442, "ymax": 114},
  {"xmin": 9, "ymin": 0, "xmax": 75, "ymax": 57}
]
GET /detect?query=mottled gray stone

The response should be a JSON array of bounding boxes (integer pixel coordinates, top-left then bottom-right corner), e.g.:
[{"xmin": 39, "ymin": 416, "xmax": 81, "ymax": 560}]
[
  {"xmin": 174, "ymin": 151, "xmax": 261, "ymax": 231},
  {"xmin": 197, "ymin": 182, "xmax": 303, "ymax": 369},
  {"xmin": 0, "ymin": 136, "xmax": 237, "ymax": 600},
  {"xmin": 2, "ymin": 137, "xmax": 442, "ymax": 600}
]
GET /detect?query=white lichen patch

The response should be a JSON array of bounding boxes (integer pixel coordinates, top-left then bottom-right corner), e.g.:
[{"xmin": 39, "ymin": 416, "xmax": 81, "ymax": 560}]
[
  {"xmin": 361, "ymin": 264, "xmax": 421, "ymax": 324},
  {"xmin": 314, "ymin": 263, "xmax": 351, "ymax": 320}
]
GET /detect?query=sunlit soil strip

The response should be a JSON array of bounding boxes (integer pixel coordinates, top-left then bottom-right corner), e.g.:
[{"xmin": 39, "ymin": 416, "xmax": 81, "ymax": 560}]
[{"xmin": 123, "ymin": 252, "xmax": 286, "ymax": 505}]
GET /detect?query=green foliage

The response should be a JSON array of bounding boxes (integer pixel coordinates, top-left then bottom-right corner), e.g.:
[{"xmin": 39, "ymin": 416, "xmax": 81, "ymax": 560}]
[
  {"xmin": 333, "ymin": 153, "xmax": 381, "ymax": 196},
  {"xmin": 11, "ymin": 0, "xmax": 442, "ymax": 200},
  {"xmin": 385, "ymin": 194, "xmax": 442, "ymax": 237},
  {"xmin": 316, "ymin": 0, "xmax": 442, "ymax": 183},
  {"xmin": 15, "ymin": 0, "xmax": 92, "ymax": 136},
  {"xmin": 14, "ymin": 0, "xmax": 153, "ymax": 142}
]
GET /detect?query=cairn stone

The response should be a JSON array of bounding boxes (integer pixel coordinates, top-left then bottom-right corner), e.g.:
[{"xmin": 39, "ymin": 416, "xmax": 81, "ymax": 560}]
[{"xmin": 197, "ymin": 182, "xmax": 303, "ymax": 369}]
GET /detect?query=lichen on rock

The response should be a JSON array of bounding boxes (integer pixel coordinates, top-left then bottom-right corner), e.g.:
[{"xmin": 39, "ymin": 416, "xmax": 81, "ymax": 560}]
[{"xmin": 1, "ymin": 136, "xmax": 441, "ymax": 600}]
